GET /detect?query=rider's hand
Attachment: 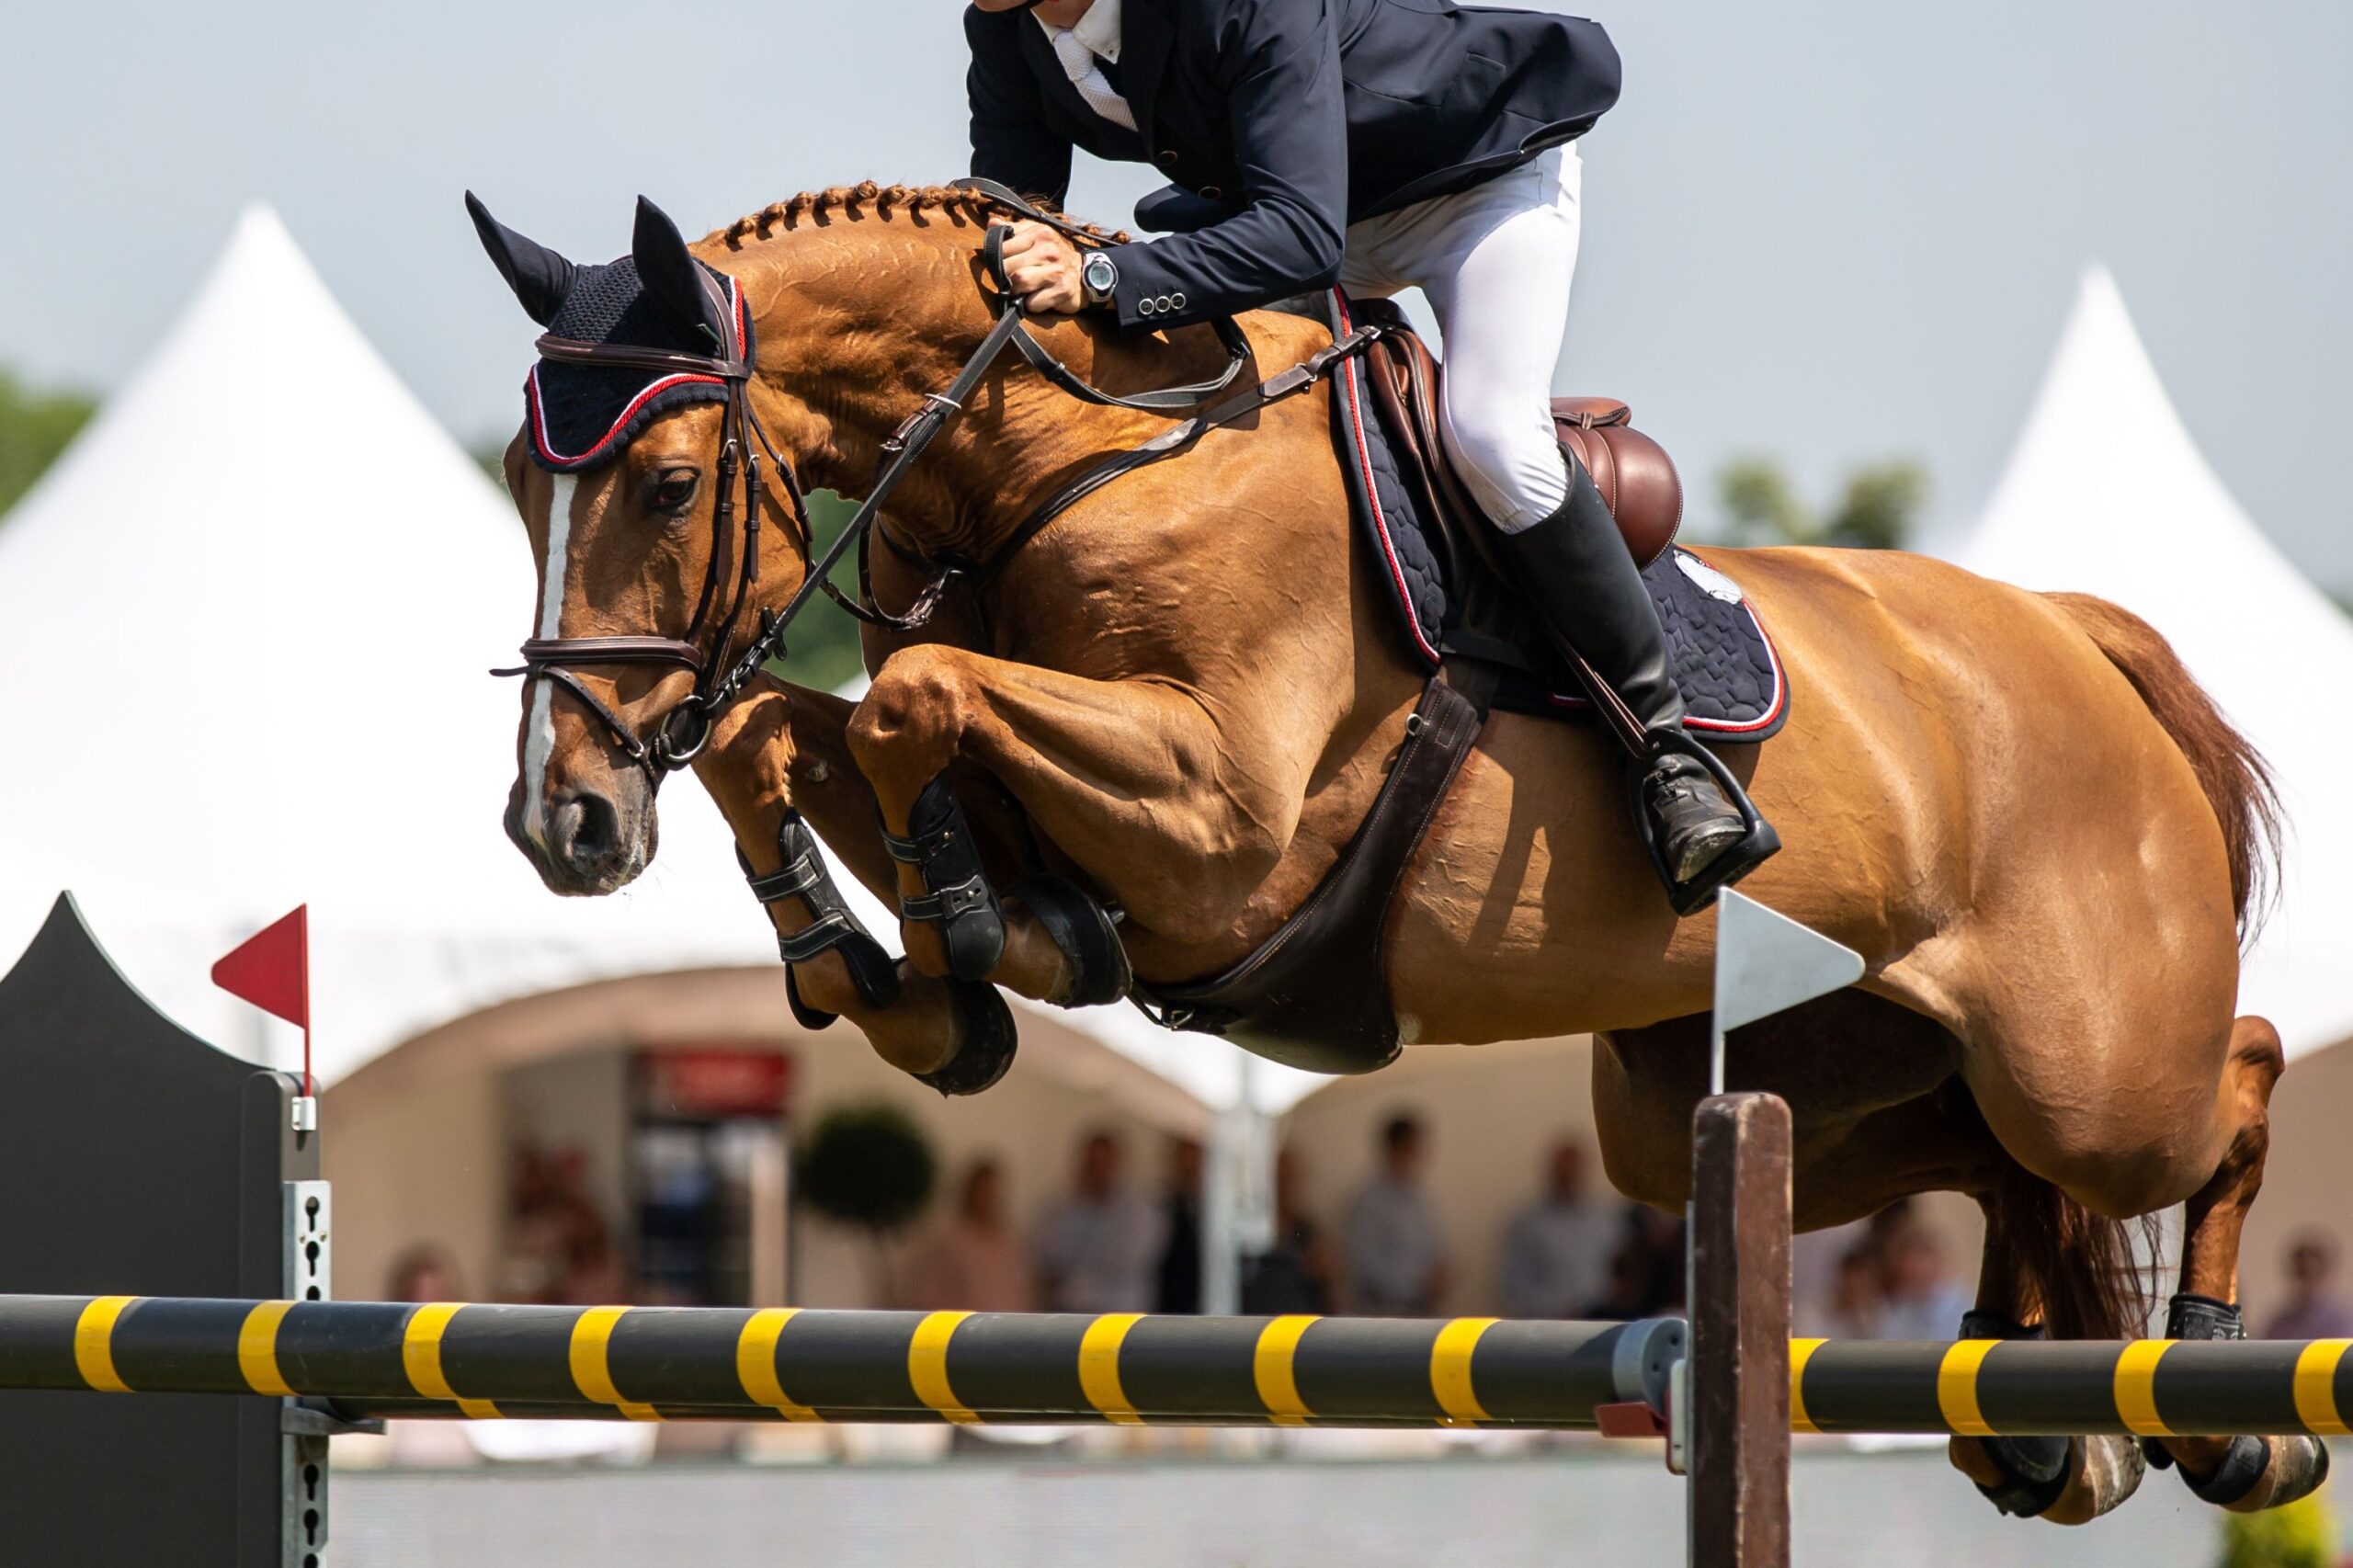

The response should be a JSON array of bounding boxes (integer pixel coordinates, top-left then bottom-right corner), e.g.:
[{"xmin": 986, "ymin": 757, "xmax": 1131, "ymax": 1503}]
[{"xmin": 999, "ymin": 221, "xmax": 1086, "ymax": 315}]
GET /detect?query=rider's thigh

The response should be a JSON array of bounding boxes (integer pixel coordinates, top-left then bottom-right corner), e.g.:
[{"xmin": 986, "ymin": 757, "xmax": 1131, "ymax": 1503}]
[{"xmin": 1422, "ymin": 154, "xmax": 1583, "ymax": 528}]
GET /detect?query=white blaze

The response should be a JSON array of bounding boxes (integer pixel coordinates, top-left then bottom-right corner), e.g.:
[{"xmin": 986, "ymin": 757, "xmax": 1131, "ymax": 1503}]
[{"xmin": 520, "ymin": 473, "xmax": 578, "ymax": 849}]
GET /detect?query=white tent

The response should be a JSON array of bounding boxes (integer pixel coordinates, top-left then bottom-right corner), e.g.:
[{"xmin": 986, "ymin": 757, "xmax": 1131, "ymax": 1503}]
[
  {"xmin": 1948, "ymin": 267, "xmax": 2353, "ymax": 1060},
  {"xmin": 0, "ymin": 204, "xmax": 1316, "ymax": 1115}
]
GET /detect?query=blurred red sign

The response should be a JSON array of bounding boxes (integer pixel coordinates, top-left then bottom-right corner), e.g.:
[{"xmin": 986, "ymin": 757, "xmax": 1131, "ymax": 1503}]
[{"xmin": 639, "ymin": 1048, "xmax": 792, "ymax": 1119}]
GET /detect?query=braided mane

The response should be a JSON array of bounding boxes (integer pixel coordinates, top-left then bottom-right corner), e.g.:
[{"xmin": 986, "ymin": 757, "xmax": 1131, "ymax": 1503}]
[{"xmin": 704, "ymin": 181, "xmax": 1129, "ymax": 250}]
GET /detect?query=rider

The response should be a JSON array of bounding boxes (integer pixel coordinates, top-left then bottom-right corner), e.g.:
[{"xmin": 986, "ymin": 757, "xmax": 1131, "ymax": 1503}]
[{"xmin": 964, "ymin": 0, "xmax": 1774, "ymax": 906}]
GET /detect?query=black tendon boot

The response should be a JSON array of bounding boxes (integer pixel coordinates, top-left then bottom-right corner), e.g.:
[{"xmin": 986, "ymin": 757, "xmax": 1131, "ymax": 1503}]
[{"xmin": 1496, "ymin": 458, "xmax": 1777, "ymax": 908}]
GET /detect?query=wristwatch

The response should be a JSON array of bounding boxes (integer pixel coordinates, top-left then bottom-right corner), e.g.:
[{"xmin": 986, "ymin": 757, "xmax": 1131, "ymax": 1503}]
[{"xmin": 1080, "ymin": 250, "xmax": 1120, "ymax": 311}]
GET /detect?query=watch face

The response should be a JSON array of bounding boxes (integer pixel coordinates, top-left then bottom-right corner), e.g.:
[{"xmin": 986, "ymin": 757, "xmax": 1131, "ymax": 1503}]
[{"xmin": 1085, "ymin": 254, "xmax": 1118, "ymax": 291}]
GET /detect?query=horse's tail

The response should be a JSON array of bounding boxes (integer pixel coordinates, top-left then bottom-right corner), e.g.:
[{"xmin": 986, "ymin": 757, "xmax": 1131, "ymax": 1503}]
[
  {"xmin": 1987, "ymin": 1156, "xmax": 2159, "ymax": 1340},
  {"xmin": 2045, "ymin": 591, "xmax": 2282, "ymax": 937}
]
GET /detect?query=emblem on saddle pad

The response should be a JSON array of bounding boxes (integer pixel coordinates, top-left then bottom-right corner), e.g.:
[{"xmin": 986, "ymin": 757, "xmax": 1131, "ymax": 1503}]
[{"xmin": 1675, "ymin": 551, "xmax": 1745, "ymax": 605}]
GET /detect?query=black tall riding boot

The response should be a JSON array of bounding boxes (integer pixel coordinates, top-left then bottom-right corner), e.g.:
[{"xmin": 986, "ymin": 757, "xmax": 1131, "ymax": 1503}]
[{"xmin": 1496, "ymin": 458, "xmax": 1775, "ymax": 904}]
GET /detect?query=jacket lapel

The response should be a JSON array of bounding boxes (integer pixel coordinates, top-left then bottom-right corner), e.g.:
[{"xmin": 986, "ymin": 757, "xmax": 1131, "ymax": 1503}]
[{"xmin": 1118, "ymin": 0, "xmax": 1176, "ymax": 153}]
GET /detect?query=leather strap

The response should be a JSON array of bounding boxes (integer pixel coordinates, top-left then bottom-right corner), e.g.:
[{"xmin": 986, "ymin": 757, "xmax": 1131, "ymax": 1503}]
[
  {"xmin": 1132, "ymin": 676, "xmax": 1480, "ymax": 1074},
  {"xmin": 518, "ymin": 635, "xmax": 702, "ymax": 668},
  {"xmin": 971, "ymin": 324, "xmax": 1381, "ymax": 588},
  {"xmin": 534, "ymin": 335, "xmax": 753, "ymax": 381}
]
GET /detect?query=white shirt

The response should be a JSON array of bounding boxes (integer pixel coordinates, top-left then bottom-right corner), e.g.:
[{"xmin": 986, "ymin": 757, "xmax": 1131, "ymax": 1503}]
[
  {"xmin": 1498, "ymin": 1196, "xmax": 1622, "ymax": 1319},
  {"xmin": 1036, "ymin": 0, "xmax": 1134, "ymax": 131},
  {"xmin": 1032, "ymin": 1187, "xmax": 1165, "ymax": 1313},
  {"xmin": 1344, "ymin": 1175, "xmax": 1445, "ymax": 1313}
]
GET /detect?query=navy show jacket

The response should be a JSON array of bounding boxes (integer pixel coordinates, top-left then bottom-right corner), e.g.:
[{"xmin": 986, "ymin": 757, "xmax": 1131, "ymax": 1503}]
[{"xmin": 966, "ymin": 0, "xmax": 1620, "ymax": 334}]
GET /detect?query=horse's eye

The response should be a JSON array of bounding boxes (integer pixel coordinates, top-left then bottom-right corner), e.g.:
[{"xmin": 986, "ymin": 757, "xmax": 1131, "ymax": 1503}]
[{"xmin": 653, "ymin": 470, "xmax": 699, "ymax": 512}]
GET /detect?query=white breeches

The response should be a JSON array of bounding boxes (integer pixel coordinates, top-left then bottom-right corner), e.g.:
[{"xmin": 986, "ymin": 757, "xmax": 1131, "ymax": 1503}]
[{"xmin": 1337, "ymin": 144, "xmax": 1582, "ymax": 533}]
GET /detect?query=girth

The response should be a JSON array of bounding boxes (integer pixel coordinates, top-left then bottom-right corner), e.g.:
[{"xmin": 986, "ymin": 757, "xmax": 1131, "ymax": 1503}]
[{"xmin": 1131, "ymin": 675, "xmax": 1483, "ymax": 1074}]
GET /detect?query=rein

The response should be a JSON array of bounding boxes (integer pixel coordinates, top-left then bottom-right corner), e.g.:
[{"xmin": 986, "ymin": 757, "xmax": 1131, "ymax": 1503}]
[{"xmin": 497, "ymin": 180, "xmax": 1375, "ymax": 782}]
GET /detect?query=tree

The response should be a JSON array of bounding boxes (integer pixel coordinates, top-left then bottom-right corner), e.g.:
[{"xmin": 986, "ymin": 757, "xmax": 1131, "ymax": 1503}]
[
  {"xmin": 1712, "ymin": 456, "xmax": 1928, "ymax": 551},
  {"xmin": 0, "ymin": 369, "xmax": 97, "ymax": 518}
]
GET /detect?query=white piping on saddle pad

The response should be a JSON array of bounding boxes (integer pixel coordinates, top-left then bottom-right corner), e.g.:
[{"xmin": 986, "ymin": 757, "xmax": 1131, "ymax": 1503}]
[{"xmin": 521, "ymin": 472, "xmax": 579, "ymax": 852}]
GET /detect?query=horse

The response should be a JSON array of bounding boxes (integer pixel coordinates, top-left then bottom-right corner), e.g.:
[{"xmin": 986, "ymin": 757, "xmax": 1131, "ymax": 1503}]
[{"xmin": 472, "ymin": 180, "xmax": 2316, "ymax": 1520}]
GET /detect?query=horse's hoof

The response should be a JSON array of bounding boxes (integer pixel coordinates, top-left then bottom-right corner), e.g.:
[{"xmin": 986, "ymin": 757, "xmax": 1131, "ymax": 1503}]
[
  {"xmin": 911, "ymin": 980, "xmax": 1017, "ymax": 1096},
  {"xmin": 2188, "ymin": 1434, "xmax": 2331, "ymax": 1513},
  {"xmin": 1954, "ymin": 1434, "xmax": 2145, "ymax": 1525},
  {"xmin": 1012, "ymin": 875, "xmax": 1131, "ymax": 1008}
]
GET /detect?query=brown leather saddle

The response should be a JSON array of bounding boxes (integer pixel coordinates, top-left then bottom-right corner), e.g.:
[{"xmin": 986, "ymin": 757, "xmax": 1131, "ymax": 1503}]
[{"xmin": 1349, "ymin": 296, "xmax": 1683, "ymax": 580}]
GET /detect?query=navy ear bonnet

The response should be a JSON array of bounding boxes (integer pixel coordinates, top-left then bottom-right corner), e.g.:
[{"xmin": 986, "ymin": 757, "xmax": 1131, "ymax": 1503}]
[
  {"xmin": 525, "ymin": 259, "xmax": 750, "ymax": 472},
  {"xmin": 466, "ymin": 192, "xmax": 753, "ymax": 473}
]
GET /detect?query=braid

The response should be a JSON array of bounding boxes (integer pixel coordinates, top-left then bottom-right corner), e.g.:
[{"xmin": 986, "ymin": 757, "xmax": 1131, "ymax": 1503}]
[{"xmin": 704, "ymin": 182, "xmax": 1131, "ymax": 249}]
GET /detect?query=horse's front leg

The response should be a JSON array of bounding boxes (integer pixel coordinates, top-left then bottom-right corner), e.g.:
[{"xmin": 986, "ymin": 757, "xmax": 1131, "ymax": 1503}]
[
  {"xmin": 696, "ymin": 682, "xmax": 1016, "ymax": 1094},
  {"xmin": 848, "ymin": 643, "xmax": 1313, "ymax": 1000}
]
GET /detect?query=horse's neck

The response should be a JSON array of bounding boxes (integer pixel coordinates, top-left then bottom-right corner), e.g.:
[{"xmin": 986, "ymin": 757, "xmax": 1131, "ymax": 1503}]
[{"xmin": 732, "ymin": 233, "xmax": 1167, "ymax": 561}]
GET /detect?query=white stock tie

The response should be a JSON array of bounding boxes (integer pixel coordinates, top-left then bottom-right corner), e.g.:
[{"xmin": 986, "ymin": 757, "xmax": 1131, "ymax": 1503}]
[{"xmin": 1048, "ymin": 25, "xmax": 1135, "ymax": 131}]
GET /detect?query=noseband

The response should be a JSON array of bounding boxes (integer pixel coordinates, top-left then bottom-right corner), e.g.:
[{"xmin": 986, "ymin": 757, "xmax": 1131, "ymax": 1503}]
[{"xmin": 496, "ymin": 180, "xmax": 1350, "ymax": 786}]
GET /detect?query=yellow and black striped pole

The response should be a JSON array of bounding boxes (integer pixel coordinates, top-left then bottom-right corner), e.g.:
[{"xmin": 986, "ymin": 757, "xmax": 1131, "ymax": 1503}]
[
  {"xmin": 0, "ymin": 1295, "xmax": 1682, "ymax": 1430},
  {"xmin": 13, "ymin": 1295, "xmax": 2347, "ymax": 1438},
  {"xmin": 1789, "ymin": 1335, "xmax": 2353, "ymax": 1438}
]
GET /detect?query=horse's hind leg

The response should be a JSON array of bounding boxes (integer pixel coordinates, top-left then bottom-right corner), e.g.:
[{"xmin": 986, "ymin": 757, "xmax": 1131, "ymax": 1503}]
[
  {"xmin": 2146, "ymin": 1017, "xmax": 2330, "ymax": 1511},
  {"xmin": 1947, "ymin": 1159, "xmax": 2152, "ymax": 1525}
]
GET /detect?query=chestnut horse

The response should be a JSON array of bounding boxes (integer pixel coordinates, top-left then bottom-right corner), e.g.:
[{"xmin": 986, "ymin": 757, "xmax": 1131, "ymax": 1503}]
[{"xmin": 480, "ymin": 183, "xmax": 2313, "ymax": 1518}]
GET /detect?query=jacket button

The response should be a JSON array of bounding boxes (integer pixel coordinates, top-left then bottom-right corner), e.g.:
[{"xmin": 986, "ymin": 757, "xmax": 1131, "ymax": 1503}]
[
  {"xmin": 1157, "ymin": 295, "xmax": 1175, "ymax": 311},
  {"xmin": 1198, "ymin": 186, "xmax": 1222, "ymax": 201},
  {"xmin": 1139, "ymin": 297, "xmax": 1156, "ymax": 315},
  {"xmin": 1157, "ymin": 150, "xmax": 1178, "ymax": 167},
  {"xmin": 1171, "ymin": 292, "xmax": 1188, "ymax": 310}
]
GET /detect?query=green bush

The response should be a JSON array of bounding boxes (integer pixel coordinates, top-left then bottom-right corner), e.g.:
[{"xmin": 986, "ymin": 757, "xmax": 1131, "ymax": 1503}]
[
  {"xmin": 2217, "ymin": 1484, "xmax": 2334, "ymax": 1568},
  {"xmin": 796, "ymin": 1101, "xmax": 937, "ymax": 1236}
]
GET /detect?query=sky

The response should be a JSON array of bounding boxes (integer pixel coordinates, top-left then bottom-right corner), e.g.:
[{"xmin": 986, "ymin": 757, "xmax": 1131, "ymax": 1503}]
[{"xmin": 4, "ymin": 1, "xmax": 2348, "ymax": 585}]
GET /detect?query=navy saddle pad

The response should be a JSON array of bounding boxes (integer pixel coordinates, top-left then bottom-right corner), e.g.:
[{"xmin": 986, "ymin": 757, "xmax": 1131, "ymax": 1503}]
[{"xmin": 1326, "ymin": 296, "xmax": 1790, "ymax": 742}]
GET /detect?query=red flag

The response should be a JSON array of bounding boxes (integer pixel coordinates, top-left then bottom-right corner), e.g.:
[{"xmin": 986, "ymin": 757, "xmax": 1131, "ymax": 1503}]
[{"xmin": 213, "ymin": 906, "xmax": 311, "ymax": 1095}]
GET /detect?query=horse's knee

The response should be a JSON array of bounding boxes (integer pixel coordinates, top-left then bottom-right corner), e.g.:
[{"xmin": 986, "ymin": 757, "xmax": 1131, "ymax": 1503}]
[{"xmin": 849, "ymin": 647, "xmax": 977, "ymax": 778}]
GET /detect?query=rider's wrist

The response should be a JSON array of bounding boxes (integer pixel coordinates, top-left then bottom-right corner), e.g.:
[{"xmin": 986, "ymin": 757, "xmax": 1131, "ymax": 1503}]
[{"xmin": 1079, "ymin": 249, "xmax": 1120, "ymax": 311}]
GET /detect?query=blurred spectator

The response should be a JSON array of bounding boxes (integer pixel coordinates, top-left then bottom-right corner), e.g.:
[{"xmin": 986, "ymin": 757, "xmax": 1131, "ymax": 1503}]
[
  {"xmin": 385, "ymin": 1244, "xmax": 463, "ymax": 1302},
  {"xmin": 1034, "ymin": 1131, "xmax": 1165, "ymax": 1312},
  {"xmin": 905, "ymin": 1158, "xmax": 1033, "ymax": 1312},
  {"xmin": 1873, "ymin": 1221, "xmax": 1972, "ymax": 1339},
  {"xmin": 1590, "ymin": 1205, "xmax": 1687, "ymax": 1318},
  {"xmin": 1343, "ymin": 1113, "xmax": 1447, "ymax": 1314},
  {"xmin": 1155, "ymin": 1138, "xmax": 1204, "ymax": 1314},
  {"xmin": 2263, "ymin": 1233, "xmax": 2353, "ymax": 1339},
  {"xmin": 1499, "ymin": 1140, "xmax": 1622, "ymax": 1318},
  {"xmin": 1244, "ymin": 1148, "xmax": 1335, "ymax": 1314},
  {"xmin": 504, "ymin": 1145, "xmax": 624, "ymax": 1304},
  {"xmin": 1824, "ymin": 1244, "xmax": 1884, "ymax": 1339}
]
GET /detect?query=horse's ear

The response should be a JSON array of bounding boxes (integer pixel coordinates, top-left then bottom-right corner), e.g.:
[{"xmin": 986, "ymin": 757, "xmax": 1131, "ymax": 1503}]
[
  {"xmin": 465, "ymin": 191, "xmax": 575, "ymax": 326},
  {"xmin": 631, "ymin": 196, "xmax": 722, "ymax": 347}
]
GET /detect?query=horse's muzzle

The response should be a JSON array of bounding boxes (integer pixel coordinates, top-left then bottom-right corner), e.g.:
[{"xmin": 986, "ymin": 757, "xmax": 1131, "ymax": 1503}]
[{"xmin": 505, "ymin": 776, "xmax": 653, "ymax": 896}]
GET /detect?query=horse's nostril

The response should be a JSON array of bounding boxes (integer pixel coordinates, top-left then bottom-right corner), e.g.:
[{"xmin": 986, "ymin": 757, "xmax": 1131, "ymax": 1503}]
[{"xmin": 550, "ymin": 790, "xmax": 620, "ymax": 869}]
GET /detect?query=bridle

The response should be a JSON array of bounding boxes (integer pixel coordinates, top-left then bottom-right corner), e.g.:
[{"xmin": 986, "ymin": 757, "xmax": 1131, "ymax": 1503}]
[{"xmin": 495, "ymin": 180, "xmax": 1371, "ymax": 785}]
